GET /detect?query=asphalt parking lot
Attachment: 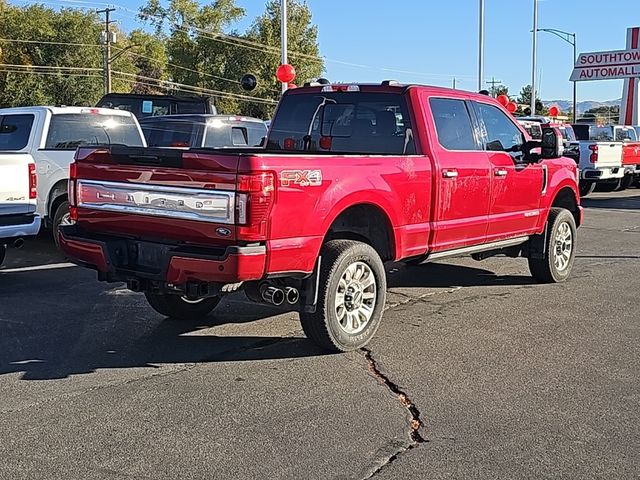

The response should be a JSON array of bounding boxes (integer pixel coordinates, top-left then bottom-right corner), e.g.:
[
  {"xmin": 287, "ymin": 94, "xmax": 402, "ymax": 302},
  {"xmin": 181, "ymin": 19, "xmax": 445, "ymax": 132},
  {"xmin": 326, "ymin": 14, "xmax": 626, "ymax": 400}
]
[{"xmin": 0, "ymin": 190, "xmax": 638, "ymax": 480}]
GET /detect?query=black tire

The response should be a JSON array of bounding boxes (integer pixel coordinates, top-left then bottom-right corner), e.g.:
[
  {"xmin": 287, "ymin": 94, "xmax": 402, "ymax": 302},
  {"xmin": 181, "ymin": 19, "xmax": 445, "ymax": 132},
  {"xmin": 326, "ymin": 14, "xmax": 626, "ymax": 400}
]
[
  {"xmin": 52, "ymin": 200, "xmax": 69, "ymax": 248},
  {"xmin": 528, "ymin": 208, "xmax": 577, "ymax": 283},
  {"xmin": 594, "ymin": 180, "xmax": 619, "ymax": 193},
  {"xmin": 578, "ymin": 181, "xmax": 595, "ymax": 198},
  {"xmin": 144, "ymin": 293, "xmax": 220, "ymax": 320},
  {"xmin": 299, "ymin": 240, "xmax": 386, "ymax": 352},
  {"xmin": 618, "ymin": 174, "xmax": 633, "ymax": 191},
  {"xmin": 0, "ymin": 245, "xmax": 6, "ymax": 267}
]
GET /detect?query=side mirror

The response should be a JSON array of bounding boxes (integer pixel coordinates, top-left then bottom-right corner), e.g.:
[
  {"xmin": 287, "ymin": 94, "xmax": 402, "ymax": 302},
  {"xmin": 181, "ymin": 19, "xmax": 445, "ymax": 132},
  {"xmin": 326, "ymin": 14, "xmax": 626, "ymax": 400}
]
[
  {"xmin": 541, "ymin": 127, "xmax": 563, "ymax": 159},
  {"xmin": 486, "ymin": 139, "xmax": 505, "ymax": 152}
]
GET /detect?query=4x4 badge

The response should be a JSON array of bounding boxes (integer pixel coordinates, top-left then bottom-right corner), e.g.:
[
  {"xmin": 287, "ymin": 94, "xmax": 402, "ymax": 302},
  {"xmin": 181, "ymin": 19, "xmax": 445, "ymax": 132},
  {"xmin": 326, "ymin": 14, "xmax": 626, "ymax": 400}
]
[{"xmin": 280, "ymin": 170, "xmax": 323, "ymax": 187}]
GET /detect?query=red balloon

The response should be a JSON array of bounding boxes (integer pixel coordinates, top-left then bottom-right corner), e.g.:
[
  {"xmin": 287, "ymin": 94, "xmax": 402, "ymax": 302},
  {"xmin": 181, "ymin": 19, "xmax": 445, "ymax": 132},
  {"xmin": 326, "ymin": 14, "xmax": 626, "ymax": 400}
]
[
  {"xmin": 287, "ymin": 82, "xmax": 297, "ymax": 89},
  {"xmin": 276, "ymin": 64, "xmax": 296, "ymax": 83},
  {"xmin": 506, "ymin": 101, "xmax": 517, "ymax": 113},
  {"xmin": 497, "ymin": 94, "xmax": 509, "ymax": 106},
  {"xmin": 549, "ymin": 106, "xmax": 559, "ymax": 117}
]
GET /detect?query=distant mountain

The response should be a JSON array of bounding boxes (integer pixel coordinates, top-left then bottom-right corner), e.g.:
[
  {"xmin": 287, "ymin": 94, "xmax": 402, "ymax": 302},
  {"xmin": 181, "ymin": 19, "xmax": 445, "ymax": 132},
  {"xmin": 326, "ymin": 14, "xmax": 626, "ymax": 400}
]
[{"xmin": 543, "ymin": 98, "xmax": 621, "ymax": 115}]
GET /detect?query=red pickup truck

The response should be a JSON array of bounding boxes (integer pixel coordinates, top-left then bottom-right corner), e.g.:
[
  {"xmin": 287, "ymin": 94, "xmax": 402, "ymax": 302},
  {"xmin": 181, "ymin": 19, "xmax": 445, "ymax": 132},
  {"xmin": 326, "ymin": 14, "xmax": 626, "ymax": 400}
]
[{"xmin": 60, "ymin": 83, "xmax": 582, "ymax": 352}]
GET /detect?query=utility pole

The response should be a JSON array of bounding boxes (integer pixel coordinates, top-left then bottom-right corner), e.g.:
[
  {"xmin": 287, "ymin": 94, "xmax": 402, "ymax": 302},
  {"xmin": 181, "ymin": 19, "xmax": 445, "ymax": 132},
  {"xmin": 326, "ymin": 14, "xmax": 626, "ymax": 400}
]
[
  {"xmin": 487, "ymin": 77, "xmax": 503, "ymax": 97},
  {"xmin": 97, "ymin": 8, "xmax": 115, "ymax": 95},
  {"xmin": 280, "ymin": 0, "xmax": 288, "ymax": 94},
  {"xmin": 531, "ymin": 0, "xmax": 538, "ymax": 115},
  {"xmin": 478, "ymin": 0, "xmax": 485, "ymax": 92},
  {"xmin": 452, "ymin": 77, "xmax": 456, "ymax": 89}
]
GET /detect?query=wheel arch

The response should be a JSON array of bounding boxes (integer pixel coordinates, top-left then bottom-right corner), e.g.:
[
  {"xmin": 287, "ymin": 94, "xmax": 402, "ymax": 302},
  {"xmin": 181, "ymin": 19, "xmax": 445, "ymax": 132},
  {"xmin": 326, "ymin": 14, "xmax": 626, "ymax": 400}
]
[
  {"xmin": 550, "ymin": 186, "xmax": 581, "ymax": 227},
  {"xmin": 47, "ymin": 179, "xmax": 68, "ymax": 220},
  {"xmin": 322, "ymin": 203, "xmax": 396, "ymax": 262}
]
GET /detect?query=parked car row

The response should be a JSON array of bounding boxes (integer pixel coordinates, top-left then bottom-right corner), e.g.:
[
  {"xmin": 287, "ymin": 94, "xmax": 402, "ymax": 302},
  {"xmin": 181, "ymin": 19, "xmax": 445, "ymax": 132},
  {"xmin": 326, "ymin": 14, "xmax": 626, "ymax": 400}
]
[
  {"xmin": 516, "ymin": 117, "xmax": 640, "ymax": 197},
  {"xmin": 0, "ymin": 104, "xmax": 266, "ymax": 266}
]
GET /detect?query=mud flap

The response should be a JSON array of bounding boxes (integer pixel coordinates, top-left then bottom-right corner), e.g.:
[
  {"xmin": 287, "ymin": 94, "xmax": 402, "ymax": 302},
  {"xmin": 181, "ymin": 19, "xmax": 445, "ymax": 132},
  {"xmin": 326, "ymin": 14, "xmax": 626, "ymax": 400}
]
[
  {"xmin": 303, "ymin": 256, "xmax": 321, "ymax": 313},
  {"xmin": 527, "ymin": 224, "xmax": 548, "ymax": 260}
]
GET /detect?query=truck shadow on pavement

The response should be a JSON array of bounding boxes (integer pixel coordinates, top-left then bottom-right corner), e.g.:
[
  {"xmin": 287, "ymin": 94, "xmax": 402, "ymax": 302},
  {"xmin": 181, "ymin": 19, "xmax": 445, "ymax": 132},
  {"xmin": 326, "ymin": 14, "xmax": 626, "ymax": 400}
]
[
  {"xmin": 581, "ymin": 193, "xmax": 640, "ymax": 210},
  {"xmin": 1, "ymin": 241, "xmax": 534, "ymax": 381}
]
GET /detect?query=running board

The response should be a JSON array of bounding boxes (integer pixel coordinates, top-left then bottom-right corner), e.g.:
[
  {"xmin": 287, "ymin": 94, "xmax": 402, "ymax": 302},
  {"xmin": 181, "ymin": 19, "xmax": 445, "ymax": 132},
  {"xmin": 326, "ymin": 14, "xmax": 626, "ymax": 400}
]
[{"xmin": 421, "ymin": 237, "xmax": 530, "ymax": 263}]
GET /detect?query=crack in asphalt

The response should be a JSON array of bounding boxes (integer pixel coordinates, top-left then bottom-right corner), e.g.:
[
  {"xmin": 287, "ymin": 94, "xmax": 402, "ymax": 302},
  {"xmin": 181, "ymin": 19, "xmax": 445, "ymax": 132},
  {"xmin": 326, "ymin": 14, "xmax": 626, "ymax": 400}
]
[{"xmin": 360, "ymin": 347, "xmax": 426, "ymax": 479}]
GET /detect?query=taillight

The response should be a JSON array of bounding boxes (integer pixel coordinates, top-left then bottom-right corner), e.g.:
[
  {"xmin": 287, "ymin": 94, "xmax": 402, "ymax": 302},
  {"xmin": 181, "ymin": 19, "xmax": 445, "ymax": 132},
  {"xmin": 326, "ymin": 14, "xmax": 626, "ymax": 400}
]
[
  {"xmin": 28, "ymin": 163, "xmax": 37, "ymax": 199},
  {"xmin": 236, "ymin": 172, "xmax": 275, "ymax": 241},
  {"xmin": 589, "ymin": 144, "xmax": 598, "ymax": 163},
  {"xmin": 68, "ymin": 162, "xmax": 77, "ymax": 207}
]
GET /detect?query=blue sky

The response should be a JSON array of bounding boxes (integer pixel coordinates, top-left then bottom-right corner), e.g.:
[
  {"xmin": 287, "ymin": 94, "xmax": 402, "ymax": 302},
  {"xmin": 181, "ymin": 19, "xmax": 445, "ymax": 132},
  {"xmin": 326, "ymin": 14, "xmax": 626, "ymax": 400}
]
[{"xmin": 18, "ymin": 0, "xmax": 640, "ymax": 102}]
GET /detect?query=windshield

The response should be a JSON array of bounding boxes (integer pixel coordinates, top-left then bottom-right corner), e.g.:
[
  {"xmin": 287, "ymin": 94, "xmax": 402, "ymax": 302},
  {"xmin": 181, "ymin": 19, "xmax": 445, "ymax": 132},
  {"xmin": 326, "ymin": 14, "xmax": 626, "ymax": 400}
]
[
  {"xmin": 267, "ymin": 92, "xmax": 416, "ymax": 154},
  {"xmin": 45, "ymin": 113, "xmax": 144, "ymax": 150},
  {"xmin": 0, "ymin": 114, "xmax": 34, "ymax": 151}
]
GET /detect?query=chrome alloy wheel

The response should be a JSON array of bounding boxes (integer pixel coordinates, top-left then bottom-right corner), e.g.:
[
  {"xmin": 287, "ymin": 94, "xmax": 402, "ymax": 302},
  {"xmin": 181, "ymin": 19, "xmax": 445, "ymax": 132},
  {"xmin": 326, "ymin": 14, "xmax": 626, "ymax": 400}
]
[
  {"xmin": 553, "ymin": 221, "xmax": 573, "ymax": 272},
  {"xmin": 335, "ymin": 261, "xmax": 377, "ymax": 335}
]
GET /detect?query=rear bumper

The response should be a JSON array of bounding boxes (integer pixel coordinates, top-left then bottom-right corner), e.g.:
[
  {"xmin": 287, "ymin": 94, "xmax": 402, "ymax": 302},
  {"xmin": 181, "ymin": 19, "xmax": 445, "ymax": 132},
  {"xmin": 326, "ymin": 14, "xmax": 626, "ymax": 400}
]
[
  {"xmin": 581, "ymin": 167, "xmax": 624, "ymax": 180},
  {"xmin": 58, "ymin": 225, "xmax": 266, "ymax": 285},
  {"xmin": 0, "ymin": 214, "xmax": 41, "ymax": 241}
]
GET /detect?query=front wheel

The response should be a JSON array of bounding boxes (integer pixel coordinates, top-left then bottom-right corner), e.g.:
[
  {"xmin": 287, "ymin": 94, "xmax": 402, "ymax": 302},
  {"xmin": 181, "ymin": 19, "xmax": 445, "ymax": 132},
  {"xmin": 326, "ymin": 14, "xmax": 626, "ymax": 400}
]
[
  {"xmin": 299, "ymin": 240, "xmax": 386, "ymax": 352},
  {"xmin": 144, "ymin": 293, "xmax": 221, "ymax": 320},
  {"xmin": 528, "ymin": 208, "xmax": 577, "ymax": 283}
]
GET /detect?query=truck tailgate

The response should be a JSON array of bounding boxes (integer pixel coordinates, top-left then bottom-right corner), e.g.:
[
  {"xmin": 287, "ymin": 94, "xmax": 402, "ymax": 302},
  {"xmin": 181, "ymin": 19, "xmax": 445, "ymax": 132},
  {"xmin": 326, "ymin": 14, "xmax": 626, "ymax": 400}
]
[
  {"xmin": 0, "ymin": 153, "xmax": 35, "ymax": 216},
  {"xmin": 72, "ymin": 147, "xmax": 241, "ymax": 245},
  {"xmin": 579, "ymin": 141, "xmax": 623, "ymax": 168}
]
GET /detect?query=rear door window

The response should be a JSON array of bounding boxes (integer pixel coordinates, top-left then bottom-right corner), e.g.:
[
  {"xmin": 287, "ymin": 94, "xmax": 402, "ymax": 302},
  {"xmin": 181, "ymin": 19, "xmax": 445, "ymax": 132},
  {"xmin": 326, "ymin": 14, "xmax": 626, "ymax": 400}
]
[
  {"xmin": 429, "ymin": 98, "xmax": 478, "ymax": 150},
  {"xmin": 0, "ymin": 114, "xmax": 34, "ymax": 151},
  {"xmin": 45, "ymin": 114, "xmax": 144, "ymax": 149},
  {"xmin": 204, "ymin": 121, "xmax": 267, "ymax": 148},
  {"xmin": 267, "ymin": 92, "xmax": 416, "ymax": 154}
]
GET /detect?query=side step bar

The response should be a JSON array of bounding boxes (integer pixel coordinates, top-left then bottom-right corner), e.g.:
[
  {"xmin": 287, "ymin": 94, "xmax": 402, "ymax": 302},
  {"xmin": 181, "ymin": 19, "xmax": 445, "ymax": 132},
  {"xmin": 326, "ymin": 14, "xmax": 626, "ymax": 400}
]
[{"xmin": 418, "ymin": 236, "xmax": 530, "ymax": 264}]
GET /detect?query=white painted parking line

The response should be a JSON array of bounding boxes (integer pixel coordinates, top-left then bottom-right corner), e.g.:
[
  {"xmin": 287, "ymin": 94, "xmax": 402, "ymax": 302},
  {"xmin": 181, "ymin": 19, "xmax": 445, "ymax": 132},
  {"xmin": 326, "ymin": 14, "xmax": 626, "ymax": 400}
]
[{"xmin": 0, "ymin": 262, "xmax": 76, "ymax": 274}]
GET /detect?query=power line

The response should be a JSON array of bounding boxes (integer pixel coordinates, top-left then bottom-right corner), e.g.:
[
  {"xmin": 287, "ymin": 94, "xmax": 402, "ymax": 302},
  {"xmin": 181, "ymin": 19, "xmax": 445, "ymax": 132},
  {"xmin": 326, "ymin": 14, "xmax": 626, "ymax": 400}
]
[
  {"xmin": 111, "ymin": 71, "xmax": 277, "ymax": 104},
  {"xmin": 0, "ymin": 38, "xmax": 102, "ymax": 48}
]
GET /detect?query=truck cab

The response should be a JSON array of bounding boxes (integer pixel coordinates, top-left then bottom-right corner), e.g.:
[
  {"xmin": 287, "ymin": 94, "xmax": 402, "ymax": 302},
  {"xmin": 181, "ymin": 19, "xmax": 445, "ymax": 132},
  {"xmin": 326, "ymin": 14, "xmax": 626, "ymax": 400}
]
[{"xmin": 60, "ymin": 83, "xmax": 581, "ymax": 352}]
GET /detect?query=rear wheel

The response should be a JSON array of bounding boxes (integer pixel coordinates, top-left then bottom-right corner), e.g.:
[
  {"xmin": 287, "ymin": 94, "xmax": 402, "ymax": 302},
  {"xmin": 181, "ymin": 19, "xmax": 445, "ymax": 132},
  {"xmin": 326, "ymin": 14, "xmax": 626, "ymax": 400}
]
[
  {"xmin": 618, "ymin": 174, "xmax": 633, "ymax": 191},
  {"xmin": 595, "ymin": 181, "xmax": 619, "ymax": 193},
  {"xmin": 144, "ymin": 293, "xmax": 220, "ymax": 320},
  {"xmin": 299, "ymin": 240, "xmax": 386, "ymax": 352},
  {"xmin": 52, "ymin": 200, "xmax": 70, "ymax": 248},
  {"xmin": 528, "ymin": 208, "xmax": 577, "ymax": 283},
  {"xmin": 578, "ymin": 180, "xmax": 595, "ymax": 198}
]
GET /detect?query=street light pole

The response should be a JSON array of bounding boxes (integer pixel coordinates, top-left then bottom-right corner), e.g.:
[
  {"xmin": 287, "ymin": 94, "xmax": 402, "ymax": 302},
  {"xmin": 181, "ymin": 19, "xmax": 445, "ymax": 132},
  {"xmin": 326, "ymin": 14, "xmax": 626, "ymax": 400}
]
[
  {"xmin": 478, "ymin": 0, "xmax": 485, "ymax": 92},
  {"xmin": 538, "ymin": 28, "xmax": 578, "ymax": 122},
  {"xmin": 280, "ymin": 0, "xmax": 288, "ymax": 94},
  {"xmin": 531, "ymin": 0, "xmax": 538, "ymax": 116}
]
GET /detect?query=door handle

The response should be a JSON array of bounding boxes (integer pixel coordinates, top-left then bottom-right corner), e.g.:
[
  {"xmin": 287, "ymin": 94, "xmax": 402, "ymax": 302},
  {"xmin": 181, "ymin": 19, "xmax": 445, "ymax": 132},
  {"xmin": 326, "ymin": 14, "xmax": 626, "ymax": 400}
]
[
  {"xmin": 494, "ymin": 168, "xmax": 508, "ymax": 177},
  {"xmin": 442, "ymin": 169, "xmax": 458, "ymax": 178}
]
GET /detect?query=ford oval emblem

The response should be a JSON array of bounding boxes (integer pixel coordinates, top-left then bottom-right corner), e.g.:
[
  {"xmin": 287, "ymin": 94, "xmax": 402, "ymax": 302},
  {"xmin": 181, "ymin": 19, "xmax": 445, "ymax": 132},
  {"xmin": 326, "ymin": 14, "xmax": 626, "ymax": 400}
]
[{"xmin": 216, "ymin": 227, "xmax": 231, "ymax": 237}]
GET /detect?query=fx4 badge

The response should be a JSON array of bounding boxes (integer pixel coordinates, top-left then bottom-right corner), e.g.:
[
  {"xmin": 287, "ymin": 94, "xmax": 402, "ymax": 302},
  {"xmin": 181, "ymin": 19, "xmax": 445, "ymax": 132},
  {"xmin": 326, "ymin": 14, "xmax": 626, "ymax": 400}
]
[{"xmin": 280, "ymin": 170, "xmax": 323, "ymax": 187}]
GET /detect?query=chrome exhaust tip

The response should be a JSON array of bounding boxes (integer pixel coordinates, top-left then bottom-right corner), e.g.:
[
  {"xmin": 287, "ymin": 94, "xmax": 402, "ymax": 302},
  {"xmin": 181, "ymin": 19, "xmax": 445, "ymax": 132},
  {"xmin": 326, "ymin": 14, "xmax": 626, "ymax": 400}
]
[
  {"xmin": 261, "ymin": 285, "xmax": 285, "ymax": 306},
  {"xmin": 284, "ymin": 287, "xmax": 299, "ymax": 305}
]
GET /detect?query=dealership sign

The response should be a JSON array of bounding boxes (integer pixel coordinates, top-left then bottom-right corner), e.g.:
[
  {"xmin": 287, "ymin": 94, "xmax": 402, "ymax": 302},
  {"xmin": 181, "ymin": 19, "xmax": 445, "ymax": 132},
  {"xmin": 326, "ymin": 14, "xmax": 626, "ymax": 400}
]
[{"xmin": 570, "ymin": 49, "xmax": 640, "ymax": 81}]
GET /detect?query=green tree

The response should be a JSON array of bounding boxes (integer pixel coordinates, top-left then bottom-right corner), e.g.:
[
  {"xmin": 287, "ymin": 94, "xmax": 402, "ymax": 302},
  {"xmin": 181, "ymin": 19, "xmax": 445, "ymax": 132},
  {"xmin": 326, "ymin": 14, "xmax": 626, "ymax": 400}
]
[
  {"xmin": 517, "ymin": 84, "xmax": 546, "ymax": 115},
  {"xmin": 139, "ymin": 0, "xmax": 324, "ymax": 117},
  {"xmin": 584, "ymin": 105, "xmax": 619, "ymax": 124},
  {"xmin": 0, "ymin": 2, "xmax": 138, "ymax": 106},
  {"xmin": 239, "ymin": 0, "xmax": 324, "ymax": 118}
]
